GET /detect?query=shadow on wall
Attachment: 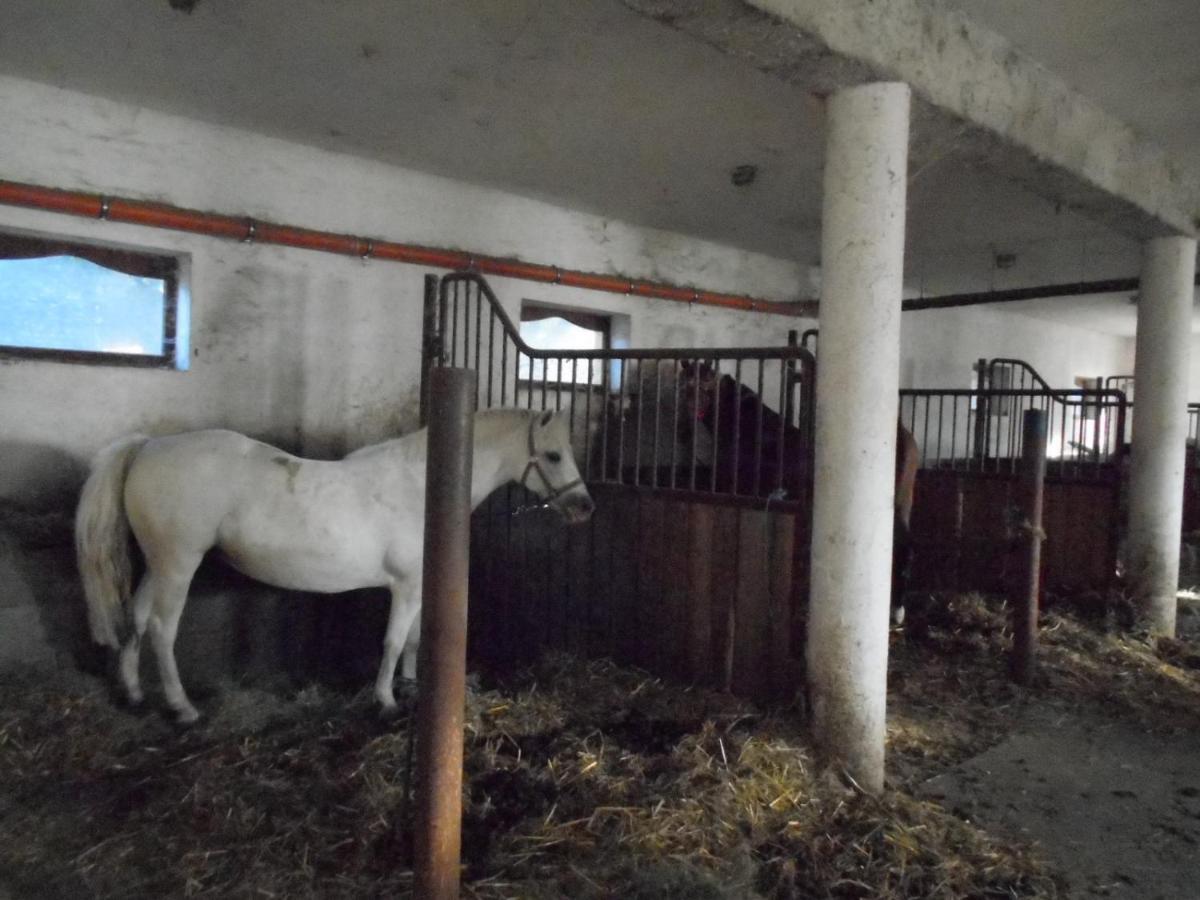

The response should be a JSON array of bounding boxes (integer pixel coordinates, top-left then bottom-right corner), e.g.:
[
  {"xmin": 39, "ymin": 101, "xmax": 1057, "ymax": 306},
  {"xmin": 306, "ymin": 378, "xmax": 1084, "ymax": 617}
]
[
  {"xmin": 0, "ymin": 485, "xmax": 391, "ymax": 695},
  {"xmin": 0, "ymin": 441, "xmax": 88, "ymax": 510}
]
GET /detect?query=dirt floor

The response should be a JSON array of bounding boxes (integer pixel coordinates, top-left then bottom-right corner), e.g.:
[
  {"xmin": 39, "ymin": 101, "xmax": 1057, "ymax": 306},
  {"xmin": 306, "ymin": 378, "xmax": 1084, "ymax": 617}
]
[
  {"xmin": 1, "ymin": 592, "xmax": 1198, "ymax": 898},
  {"xmin": 910, "ymin": 597, "xmax": 1200, "ymax": 900}
]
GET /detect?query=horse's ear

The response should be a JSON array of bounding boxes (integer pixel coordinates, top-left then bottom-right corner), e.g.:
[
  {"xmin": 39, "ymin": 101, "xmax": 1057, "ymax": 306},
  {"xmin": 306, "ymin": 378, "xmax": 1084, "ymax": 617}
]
[{"xmin": 539, "ymin": 410, "xmax": 554, "ymax": 428}]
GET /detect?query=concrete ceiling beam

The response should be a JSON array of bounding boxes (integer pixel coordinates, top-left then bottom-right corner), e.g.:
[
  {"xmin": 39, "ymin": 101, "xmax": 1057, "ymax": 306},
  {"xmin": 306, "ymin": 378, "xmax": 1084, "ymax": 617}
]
[{"xmin": 624, "ymin": 0, "xmax": 1200, "ymax": 241}]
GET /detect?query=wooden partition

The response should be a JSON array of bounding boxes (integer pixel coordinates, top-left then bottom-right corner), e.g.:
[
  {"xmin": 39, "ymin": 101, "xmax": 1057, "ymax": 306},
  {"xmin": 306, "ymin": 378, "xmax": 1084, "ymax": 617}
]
[
  {"xmin": 909, "ymin": 468, "xmax": 1121, "ymax": 597},
  {"xmin": 468, "ymin": 484, "xmax": 806, "ymax": 704}
]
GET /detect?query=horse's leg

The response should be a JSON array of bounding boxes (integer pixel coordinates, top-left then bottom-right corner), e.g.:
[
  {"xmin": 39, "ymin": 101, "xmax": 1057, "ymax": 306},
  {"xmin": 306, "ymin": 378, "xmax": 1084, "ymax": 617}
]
[
  {"xmin": 891, "ymin": 508, "xmax": 913, "ymax": 625},
  {"xmin": 375, "ymin": 576, "xmax": 420, "ymax": 715},
  {"xmin": 118, "ymin": 574, "xmax": 158, "ymax": 705},
  {"xmin": 401, "ymin": 614, "xmax": 421, "ymax": 681},
  {"xmin": 145, "ymin": 553, "xmax": 204, "ymax": 724}
]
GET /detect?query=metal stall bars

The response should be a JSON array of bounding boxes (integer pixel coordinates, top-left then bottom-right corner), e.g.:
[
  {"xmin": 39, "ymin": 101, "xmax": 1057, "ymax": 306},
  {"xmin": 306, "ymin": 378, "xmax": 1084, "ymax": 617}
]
[
  {"xmin": 422, "ymin": 271, "xmax": 817, "ymax": 701},
  {"xmin": 898, "ymin": 377, "xmax": 1127, "ymax": 599},
  {"xmin": 979, "ymin": 359, "xmax": 1127, "ymax": 475}
]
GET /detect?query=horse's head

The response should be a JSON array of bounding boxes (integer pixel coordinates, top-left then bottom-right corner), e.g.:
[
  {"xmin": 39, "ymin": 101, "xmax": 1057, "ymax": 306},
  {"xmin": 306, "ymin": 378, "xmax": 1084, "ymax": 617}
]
[
  {"xmin": 520, "ymin": 410, "xmax": 595, "ymax": 524},
  {"xmin": 677, "ymin": 360, "xmax": 719, "ymax": 438}
]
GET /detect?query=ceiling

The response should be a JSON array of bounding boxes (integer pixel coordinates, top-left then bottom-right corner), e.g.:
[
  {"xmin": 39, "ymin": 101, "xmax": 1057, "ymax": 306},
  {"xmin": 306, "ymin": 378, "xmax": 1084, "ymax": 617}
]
[{"xmin": 0, "ymin": 0, "xmax": 1196, "ymax": 333}]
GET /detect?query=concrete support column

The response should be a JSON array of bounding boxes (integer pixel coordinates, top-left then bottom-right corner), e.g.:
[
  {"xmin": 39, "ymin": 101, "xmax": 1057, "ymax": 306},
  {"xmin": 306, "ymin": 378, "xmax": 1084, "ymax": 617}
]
[
  {"xmin": 807, "ymin": 82, "xmax": 910, "ymax": 793},
  {"xmin": 1128, "ymin": 236, "xmax": 1197, "ymax": 636}
]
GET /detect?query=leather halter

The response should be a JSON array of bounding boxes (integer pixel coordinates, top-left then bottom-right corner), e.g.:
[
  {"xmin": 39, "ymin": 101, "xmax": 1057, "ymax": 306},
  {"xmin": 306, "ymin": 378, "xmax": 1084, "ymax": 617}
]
[{"xmin": 518, "ymin": 414, "xmax": 584, "ymax": 505}]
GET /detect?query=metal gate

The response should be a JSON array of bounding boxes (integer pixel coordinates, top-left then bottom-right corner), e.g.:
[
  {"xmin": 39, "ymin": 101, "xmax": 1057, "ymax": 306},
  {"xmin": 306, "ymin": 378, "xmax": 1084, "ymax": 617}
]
[
  {"xmin": 900, "ymin": 358, "xmax": 1128, "ymax": 597},
  {"xmin": 801, "ymin": 335, "xmax": 1130, "ymax": 598},
  {"xmin": 420, "ymin": 272, "xmax": 817, "ymax": 701}
]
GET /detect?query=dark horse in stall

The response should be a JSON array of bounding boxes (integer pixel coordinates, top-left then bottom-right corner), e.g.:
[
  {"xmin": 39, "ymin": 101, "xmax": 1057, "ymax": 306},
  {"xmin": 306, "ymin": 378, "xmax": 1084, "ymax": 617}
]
[{"xmin": 678, "ymin": 361, "xmax": 919, "ymax": 615}]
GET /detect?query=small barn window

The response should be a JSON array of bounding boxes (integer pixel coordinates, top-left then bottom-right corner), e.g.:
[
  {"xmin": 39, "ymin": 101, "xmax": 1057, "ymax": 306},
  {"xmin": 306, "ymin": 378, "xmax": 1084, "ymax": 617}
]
[
  {"xmin": 0, "ymin": 232, "xmax": 188, "ymax": 369},
  {"xmin": 518, "ymin": 302, "xmax": 610, "ymax": 386}
]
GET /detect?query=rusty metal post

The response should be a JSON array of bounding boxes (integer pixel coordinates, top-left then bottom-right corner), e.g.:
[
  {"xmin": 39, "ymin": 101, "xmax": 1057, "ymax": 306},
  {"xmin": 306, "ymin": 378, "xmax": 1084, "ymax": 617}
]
[
  {"xmin": 413, "ymin": 366, "xmax": 475, "ymax": 900},
  {"xmin": 784, "ymin": 329, "xmax": 798, "ymax": 427},
  {"xmin": 972, "ymin": 357, "xmax": 989, "ymax": 466},
  {"xmin": 1011, "ymin": 408, "xmax": 1047, "ymax": 685},
  {"xmin": 419, "ymin": 274, "xmax": 441, "ymax": 428}
]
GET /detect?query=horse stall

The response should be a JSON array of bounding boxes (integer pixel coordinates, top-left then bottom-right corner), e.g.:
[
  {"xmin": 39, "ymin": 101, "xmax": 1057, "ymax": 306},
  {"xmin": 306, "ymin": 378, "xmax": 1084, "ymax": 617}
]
[
  {"xmin": 429, "ymin": 273, "xmax": 817, "ymax": 704},
  {"xmin": 900, "ymin": 366, "xmax": 1128, "ymax": 601}
]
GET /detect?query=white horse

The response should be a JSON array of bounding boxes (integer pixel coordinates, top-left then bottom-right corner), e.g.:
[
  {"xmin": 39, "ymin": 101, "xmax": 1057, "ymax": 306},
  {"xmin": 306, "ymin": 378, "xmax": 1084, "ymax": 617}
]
[{"xmin": 75, "ymin": 409, "xmax": 594, "ymax": 723}]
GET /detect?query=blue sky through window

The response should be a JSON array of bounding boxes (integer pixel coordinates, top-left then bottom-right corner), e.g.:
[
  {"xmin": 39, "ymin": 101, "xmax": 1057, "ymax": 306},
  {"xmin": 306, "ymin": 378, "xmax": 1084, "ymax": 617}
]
[{"xmin": 0, "ymin": 255, "xmax": 166, "ymax": 356}]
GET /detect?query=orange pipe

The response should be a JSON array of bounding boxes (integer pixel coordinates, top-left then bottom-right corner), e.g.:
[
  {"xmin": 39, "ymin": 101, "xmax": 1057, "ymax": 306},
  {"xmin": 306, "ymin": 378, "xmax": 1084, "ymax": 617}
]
[{"xmin": 0, "ymin": 178, "xmax": 810, "ymax": 317}]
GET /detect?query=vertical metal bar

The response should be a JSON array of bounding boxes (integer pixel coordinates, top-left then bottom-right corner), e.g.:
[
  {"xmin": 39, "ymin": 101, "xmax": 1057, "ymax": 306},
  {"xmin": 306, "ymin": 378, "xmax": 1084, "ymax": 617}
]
[
  {"xmin": 449, "ymin": 279, "xmax": 460, "ymax": 367},
  {"xmin": 688, "ymin": 361, "xmax": 699, "ymax": 491},
  {"xmin": 486, "ymin": 304, "xmax": 496, "ymax": 408},
  {"xmin": 651, "ymin": 361, "xmax": 663, "ymax": 488},
  {"xmin": 670, "ymin": 359, "xmax": 681, "ymax": 490},
  {"xmin": 540, "ymin": 353, "xmax": 549, "ymax": 411},
  {"xmin": 784, "ymin": 331, "xmax": 798, "ymax": 426},
  {"xmin": 634, "ymin": 359, "xmax": 645, "ymax": 486},
  {"xmin": 569, "ymin": 358, "xmax": 578, "ymax": 432},
  {"xmin": 473, "ymin": 286, "xmax": 483, "ymax": 409},
  {"xmin": 753, "ymin": 360, "xmax": 765, "ymax": 496},
  {"xmin": 616, "ymin": 360, "xmax": 628, "ymax": 483},
  {"xmin": 413, "ymin": 367, "xmax": 474, "ymax": 900},
  {"xmin": 776, "ymin": 359, "xmax": 787, "ymax": 493},
  {"xmin": 709, "ymin": 360, "xmax": 722, "ymax": 493},
  {"xmin": 732, "ymin": 359, "xmax": 743, "ymax": 495},
  {"xmin": 600, "ymin": 359, "xmax": 611, "ymax": 482},
  {"xmin": 921, "ymin": 394, "xmax": 932, "ymax": 471},
  {"xmin": 584, "ymin": 360, "xmax": 594, "ymax": 478},
  {"xmin": 523, "ymin": 346, "xmax": 532, "ymax": 409},
  {"xmin": 499, "ymin": 327, "xmax": 509, "ymax": 407},
  {"xmin": 1011, "ymin": 408, "xmax": 1047, "ymax": 686},
  {"xmin": 949, "ymin": 395, "xmax": 959, "ymax": 470},
  {"xmin": 419, "ymin": 274, "xmax": 440, "ymax": 428},
  {"xmin": 973, "ymin": 358, "xmax": 989, "ymax": 468},
  {"xmin": 462, "ymin": 283, "xmax": 472, "ymax": 388}
]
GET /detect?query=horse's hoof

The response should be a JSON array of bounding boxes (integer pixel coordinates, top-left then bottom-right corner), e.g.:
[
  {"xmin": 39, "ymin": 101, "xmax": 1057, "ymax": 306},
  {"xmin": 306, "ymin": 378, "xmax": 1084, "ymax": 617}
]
[
  {"xmin": 378, "ymin": 702, "xmax": 401, "ymax": 722},
  {"xmin": 126, "ymin": 689, "xmax": 144, "ymax": 707},
  {"xmin": 175, "ymin": 707, "xmax": 201, "ymax": 727},
  {"xmin": 396, "ymin": 679, "xmax": 419, "ymax": 702}
]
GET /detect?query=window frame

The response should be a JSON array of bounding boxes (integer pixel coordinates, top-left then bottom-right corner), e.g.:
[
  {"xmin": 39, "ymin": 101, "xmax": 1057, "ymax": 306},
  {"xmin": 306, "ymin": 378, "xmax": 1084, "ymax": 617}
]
[
  {"xmin": 517, "ymin": 300, "xmax": 613, "ymax": 389},
  {"xmin": 0, "ymin": 230, "xmax": 184, "ymax": 370}
]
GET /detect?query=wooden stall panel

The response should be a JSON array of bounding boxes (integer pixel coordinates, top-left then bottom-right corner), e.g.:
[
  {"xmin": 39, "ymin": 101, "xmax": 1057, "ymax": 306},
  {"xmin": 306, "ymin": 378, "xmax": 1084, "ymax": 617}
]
[
  {"xmin": 1040, "ymin": 481, "xmax": 1119, "ymax": 593},
  {"xmin": 909, "ymin": 470, "xmax": 965, "ymax": 592},
  {"xmin": 685, "ymin": 504, "xmax": 714, "ymax": 683},
  {"xmin": 709, "ymin": 506, "xmax": 741, "ymax": 692},
  {"xmin": 468, "ymin": 483, "xmax": 807, "ymax": 703},
  {"xmin": 732, "ymin": 509, "xmax": 771, "ymax": 701}
]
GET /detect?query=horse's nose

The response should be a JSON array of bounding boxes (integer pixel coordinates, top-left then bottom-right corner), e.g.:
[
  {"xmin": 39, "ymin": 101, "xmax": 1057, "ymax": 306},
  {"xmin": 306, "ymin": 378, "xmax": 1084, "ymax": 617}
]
[{"xmin": 579, "ymin": 495, "xmax": 595, "ymax": 517}]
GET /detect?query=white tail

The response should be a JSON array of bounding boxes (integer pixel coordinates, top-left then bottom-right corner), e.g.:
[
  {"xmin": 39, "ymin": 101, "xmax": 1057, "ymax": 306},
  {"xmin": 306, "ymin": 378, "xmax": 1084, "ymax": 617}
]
[{"xmin": 75, "ymin": 434, "xmax": 149, "ymax": 648}]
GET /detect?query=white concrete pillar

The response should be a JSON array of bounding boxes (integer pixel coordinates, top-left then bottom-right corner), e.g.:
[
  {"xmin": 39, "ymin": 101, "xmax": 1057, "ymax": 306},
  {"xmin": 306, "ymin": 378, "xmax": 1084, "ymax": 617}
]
[
  {"xmin": 1128, "ymin": 236, "xmax": 1197, "ymax": 636},
  {"xmin": 807, "ymin": 82, "xmax": 910, "ymax": 792}
]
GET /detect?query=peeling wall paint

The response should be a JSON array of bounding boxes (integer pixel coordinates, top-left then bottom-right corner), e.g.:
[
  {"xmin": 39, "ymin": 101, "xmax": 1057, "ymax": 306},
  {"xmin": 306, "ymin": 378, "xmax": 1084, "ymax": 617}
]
[{"xmin": 0, "ymin": 76, "xmax": 809, "ymax": 506}]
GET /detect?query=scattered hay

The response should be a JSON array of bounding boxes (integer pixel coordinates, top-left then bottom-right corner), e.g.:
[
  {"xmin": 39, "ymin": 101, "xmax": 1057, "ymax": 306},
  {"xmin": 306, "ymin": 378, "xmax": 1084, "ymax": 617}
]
[
  {"xmin": 888, "ymin": 590, "xmax": 1200, "ymax": 781},
  {"xmin": 0, "ymin": 647, "xmax": 1062, "ymax": 899},
  {"xmin": 5, "ymin": 591, "xmax": 1196, "ymax": 898}
]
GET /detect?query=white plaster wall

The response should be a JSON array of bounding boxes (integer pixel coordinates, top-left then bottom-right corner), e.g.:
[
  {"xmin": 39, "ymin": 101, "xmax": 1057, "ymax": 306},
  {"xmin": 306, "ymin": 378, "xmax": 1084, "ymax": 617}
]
[
  {"xmin": 0, "ymin": 75, "xmax": 809, "ymax": 507},
  {"xmin": 900, "ymin": 303, "xmax": 1134, "ymax": 390}
]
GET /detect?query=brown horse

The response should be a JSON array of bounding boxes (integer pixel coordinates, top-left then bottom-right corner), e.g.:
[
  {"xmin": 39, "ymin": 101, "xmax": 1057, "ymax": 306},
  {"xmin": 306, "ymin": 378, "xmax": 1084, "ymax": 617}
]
[{"xmin": 679, "ymin": 361, "xmax": 918, "ymax": 614}]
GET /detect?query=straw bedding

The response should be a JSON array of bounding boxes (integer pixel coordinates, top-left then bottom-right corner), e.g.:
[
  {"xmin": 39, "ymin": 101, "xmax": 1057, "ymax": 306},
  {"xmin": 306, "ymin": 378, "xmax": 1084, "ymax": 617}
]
[{"xmin": 2, "ymin": 590, "xmax": 1197, "ymax": 899}]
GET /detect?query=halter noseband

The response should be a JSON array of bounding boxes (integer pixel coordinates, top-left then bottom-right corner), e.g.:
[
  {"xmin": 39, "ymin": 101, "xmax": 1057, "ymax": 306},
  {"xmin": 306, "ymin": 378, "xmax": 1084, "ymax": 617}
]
[{"xmin": 517, "ymin": 414, "xmax": 584, "ymax": 509}]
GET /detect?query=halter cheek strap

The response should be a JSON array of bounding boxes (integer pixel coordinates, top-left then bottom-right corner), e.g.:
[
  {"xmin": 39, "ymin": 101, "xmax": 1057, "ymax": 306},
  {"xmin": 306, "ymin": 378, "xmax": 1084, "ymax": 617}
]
[{"xmin": 519, "ymin": 415, "xmax": 584, "ymax": 504}]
